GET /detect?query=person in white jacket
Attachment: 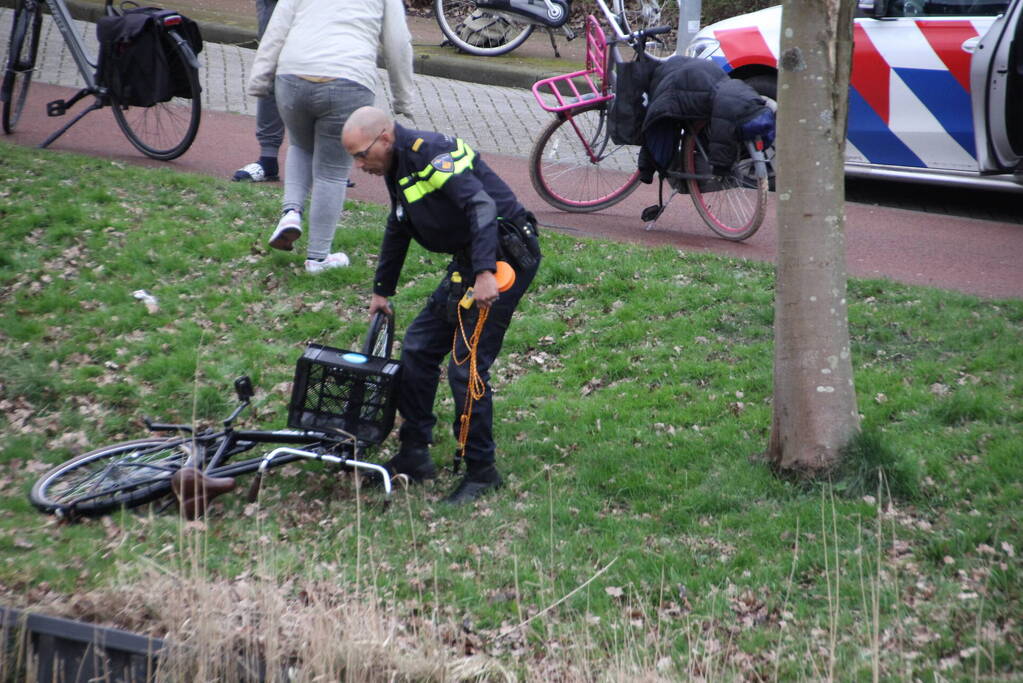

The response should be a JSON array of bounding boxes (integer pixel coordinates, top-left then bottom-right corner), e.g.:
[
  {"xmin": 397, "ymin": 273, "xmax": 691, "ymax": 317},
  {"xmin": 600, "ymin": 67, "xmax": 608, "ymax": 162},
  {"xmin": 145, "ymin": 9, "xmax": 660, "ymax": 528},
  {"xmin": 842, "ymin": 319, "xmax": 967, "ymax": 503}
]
[{"xmin": 247, "ymin": 0, "xmax": 415, "ymax": 273}]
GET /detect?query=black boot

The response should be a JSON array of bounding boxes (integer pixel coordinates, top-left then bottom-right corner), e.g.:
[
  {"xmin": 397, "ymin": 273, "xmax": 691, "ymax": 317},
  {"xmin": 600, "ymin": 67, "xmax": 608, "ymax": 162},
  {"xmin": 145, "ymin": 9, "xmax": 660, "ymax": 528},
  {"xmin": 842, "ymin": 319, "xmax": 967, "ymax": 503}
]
[
  {"xmin": 384, "ymin": 444, "xmax": 437, "ymax": 483},
  {"xmin": 444, "ymin": 464, "xmax": 503, "ymax": 505}
]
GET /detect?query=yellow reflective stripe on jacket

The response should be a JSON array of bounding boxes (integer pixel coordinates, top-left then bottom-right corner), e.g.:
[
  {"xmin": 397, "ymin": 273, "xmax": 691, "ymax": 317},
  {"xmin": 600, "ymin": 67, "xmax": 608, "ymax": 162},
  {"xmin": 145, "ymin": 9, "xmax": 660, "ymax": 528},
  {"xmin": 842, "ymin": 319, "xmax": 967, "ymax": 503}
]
[{"xmin": 400, "ymin": 140, "xmax": 476, "ymax": 204}]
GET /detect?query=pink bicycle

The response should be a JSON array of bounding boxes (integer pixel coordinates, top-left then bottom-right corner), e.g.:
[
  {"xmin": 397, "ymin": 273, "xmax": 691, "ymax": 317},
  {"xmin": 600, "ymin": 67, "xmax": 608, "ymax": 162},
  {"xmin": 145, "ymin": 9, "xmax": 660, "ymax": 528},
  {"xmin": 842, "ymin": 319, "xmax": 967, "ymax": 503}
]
[{"xmin": 528, "ymin": 12, "xmax": 770, "ymax": 241}]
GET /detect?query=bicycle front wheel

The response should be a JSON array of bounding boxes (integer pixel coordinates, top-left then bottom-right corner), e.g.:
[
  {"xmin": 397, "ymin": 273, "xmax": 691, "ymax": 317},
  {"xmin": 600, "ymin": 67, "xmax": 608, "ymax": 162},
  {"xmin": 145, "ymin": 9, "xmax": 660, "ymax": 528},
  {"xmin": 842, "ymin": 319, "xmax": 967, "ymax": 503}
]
[
  {"xmin": 111, "ymin": 29, "xmax": 201, "ymax": 160},
  {"xmin": 529, "ymin": 106, "xmax": 643, "ymax": 213},
  {"xmin": 2, "ymin": 0, "xmax": 42, "ymax": 134},
  {"xmin": 363, "ymin": 309, "xmax": 395, "ymax": 359},
  {"xmin": 434, "ymin": 0, "xmax": 534, "ymax": 56},
  {"xmin": 618, "ymin": 0, "xmax": 680, "ymax": 59},
  {"xmin": 684, "ymin": 131, "xmax": 767, "ymax": 241},
  {"xmin": 30, "ymin": 437, "xmax": 193, "ymax": 517}
]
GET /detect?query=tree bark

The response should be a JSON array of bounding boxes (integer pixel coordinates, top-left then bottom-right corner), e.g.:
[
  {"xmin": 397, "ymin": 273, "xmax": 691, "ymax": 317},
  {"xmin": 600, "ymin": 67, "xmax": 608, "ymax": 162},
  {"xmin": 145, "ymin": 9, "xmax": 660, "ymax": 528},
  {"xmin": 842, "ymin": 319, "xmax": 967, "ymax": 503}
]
[{"xmin": 767, "ymin": 0, "xmax": 859, "ymax": 474}]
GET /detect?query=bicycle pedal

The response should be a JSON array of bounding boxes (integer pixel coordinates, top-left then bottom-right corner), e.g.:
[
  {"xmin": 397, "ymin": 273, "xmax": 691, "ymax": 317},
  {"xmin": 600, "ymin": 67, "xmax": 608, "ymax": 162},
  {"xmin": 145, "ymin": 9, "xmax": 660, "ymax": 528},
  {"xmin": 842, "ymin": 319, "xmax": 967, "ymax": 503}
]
[
  {"xmin": 46, "ymin": 100, "xmax": 69, "ymax": 117},
  {"xmin": 641, "ymin": 204, "xmax": 665, "ymax": 222}
]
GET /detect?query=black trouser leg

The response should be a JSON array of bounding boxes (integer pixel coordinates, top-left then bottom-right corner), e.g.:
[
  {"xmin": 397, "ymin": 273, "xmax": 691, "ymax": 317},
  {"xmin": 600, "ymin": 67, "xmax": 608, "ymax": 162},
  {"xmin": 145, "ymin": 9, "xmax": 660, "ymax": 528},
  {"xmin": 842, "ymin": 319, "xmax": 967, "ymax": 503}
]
[{"xmin": 396, "ymin": 301, "xmax": 451, "ymax": 448}]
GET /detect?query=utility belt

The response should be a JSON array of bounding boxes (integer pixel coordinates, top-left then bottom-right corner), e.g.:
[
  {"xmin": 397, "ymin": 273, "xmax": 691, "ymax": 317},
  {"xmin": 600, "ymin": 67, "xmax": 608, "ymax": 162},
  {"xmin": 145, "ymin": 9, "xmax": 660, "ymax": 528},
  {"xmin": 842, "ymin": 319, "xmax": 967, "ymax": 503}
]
[
  {"xmin": 498, "ymin": 212, "xmax": 541, "ymax": 272},
  {"xmin": 432, "ymin": 263, "xmax": 474, "ymax": 325},
  {"xmin": 430, "ymin": 214, "xmax": 541, "ymax": 324}
]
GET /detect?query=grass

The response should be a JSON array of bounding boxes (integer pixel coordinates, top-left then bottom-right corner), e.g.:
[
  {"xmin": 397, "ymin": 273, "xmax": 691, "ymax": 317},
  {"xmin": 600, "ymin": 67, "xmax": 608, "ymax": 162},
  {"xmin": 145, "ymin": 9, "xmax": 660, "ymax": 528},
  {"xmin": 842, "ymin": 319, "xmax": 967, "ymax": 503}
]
[{"xmin": 1, "ymin": 141, "xmax": 1021, "ymax": 680}]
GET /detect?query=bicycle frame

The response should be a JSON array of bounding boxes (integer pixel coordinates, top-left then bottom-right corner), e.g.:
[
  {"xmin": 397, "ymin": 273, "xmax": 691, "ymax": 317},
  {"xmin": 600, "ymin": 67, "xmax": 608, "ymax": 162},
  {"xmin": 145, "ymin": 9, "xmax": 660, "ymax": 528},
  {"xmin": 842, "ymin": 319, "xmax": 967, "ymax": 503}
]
[
  {"xmin": 594, "ymin": 0, "xmax": 634, "ymax": 42},
  {"xmin": 41, "ymin": 0, "xmax": 101, "ymax": 90}
]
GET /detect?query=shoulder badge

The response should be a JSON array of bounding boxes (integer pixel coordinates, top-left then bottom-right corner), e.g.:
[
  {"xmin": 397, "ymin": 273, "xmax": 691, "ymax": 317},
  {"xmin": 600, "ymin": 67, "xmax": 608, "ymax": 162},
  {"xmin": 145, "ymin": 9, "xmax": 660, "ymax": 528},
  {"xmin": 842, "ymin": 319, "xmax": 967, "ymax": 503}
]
[
  {"xmin": 431, "ymin": 153, "xmax": 455, "ymax": 173},
  {"xmin": 411, "ymin": 137, "xmax": 424, "ymax": 152}
]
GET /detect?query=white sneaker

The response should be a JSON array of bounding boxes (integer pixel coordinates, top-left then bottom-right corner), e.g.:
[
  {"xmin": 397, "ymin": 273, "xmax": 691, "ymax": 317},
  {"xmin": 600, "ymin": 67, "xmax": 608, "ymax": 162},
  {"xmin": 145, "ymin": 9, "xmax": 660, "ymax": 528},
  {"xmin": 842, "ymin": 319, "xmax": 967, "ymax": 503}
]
[
  {"xmin": 269, "ymin": 210, "xmax": 302, "ymax": 251},
  {"xmin": 305, "ymin": 252, "xmax": 350, "ymax": 273},
  {"xmin": 233, "ymin": 161, "xmax": 279, "ymax": 182}
]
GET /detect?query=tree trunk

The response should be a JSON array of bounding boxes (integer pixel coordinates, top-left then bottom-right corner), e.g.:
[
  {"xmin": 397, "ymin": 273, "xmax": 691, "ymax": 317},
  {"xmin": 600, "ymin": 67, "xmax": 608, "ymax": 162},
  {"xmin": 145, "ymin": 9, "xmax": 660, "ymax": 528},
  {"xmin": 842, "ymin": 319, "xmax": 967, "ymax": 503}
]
[{"xmin": 767, "ymin": 0, "xmax": 859, "ymax": 474}]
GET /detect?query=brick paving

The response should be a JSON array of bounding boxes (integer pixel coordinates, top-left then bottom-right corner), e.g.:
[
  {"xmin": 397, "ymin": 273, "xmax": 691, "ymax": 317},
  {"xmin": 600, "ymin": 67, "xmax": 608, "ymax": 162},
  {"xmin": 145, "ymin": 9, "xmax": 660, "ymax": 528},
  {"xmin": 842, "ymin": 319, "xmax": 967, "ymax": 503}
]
[{"xmin": 0, "ymin": 7, "xmax": 556, "ymax": 158}]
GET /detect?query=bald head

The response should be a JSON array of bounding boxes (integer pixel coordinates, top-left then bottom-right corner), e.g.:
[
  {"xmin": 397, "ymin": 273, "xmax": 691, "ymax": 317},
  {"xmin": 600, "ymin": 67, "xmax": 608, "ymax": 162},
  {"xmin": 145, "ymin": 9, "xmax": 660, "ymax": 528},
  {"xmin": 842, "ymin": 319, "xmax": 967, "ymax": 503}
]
[
  {"xmin": 343, "ymin": 107, "xmax": 397, "ymax": 176},
  {"xmin": 343, "ymin": 107, "xmax": 392, "ymax": 146}
]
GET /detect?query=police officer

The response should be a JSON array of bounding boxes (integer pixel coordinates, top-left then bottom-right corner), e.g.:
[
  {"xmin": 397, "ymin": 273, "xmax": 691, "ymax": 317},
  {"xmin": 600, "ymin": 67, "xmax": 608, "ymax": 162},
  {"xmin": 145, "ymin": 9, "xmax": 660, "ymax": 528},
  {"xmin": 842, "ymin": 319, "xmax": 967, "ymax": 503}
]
[{"xmin": 341, "ymin": 106, "xmax": 541, "ymax": 505}]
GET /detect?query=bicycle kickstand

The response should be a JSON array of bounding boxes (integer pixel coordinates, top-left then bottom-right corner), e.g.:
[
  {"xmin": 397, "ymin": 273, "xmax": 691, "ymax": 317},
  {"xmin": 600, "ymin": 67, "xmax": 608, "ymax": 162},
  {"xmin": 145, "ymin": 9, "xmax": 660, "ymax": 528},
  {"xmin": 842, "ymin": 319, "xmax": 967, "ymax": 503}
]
[
  {"xmin": 39, "ymin": 88, "xmax": 102, "ymax": 149},
  {"xmin": 641, "ymin": 176, "xmax": 679, "ymax": 231},
  {"xmin": 545, "ymin": 28, "xmax": 561, "ymax": 58}
]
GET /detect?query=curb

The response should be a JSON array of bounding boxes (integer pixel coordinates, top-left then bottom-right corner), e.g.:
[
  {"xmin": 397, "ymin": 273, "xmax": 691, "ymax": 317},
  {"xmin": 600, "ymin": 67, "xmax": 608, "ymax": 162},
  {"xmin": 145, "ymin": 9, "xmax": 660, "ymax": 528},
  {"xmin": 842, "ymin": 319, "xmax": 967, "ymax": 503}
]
[
  {"xmin": 37, "ymin": 0, "xmax": 555, "ymax": 91},
  {"xmin": 411, "ymin": 51, "xmax": 561, "ymax": 90}
]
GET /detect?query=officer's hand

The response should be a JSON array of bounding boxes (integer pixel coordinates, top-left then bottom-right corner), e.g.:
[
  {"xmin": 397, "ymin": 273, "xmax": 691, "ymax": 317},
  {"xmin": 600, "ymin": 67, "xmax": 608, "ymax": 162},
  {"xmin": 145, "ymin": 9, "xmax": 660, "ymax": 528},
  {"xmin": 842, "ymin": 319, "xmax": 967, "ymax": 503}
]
[
  {"xmin": 370, "ymin": 294, "xmax": 392, "ymax": 317},
  {"xmin": 473, "ymin": 271, "xmax": 500, "ymax": 308}
]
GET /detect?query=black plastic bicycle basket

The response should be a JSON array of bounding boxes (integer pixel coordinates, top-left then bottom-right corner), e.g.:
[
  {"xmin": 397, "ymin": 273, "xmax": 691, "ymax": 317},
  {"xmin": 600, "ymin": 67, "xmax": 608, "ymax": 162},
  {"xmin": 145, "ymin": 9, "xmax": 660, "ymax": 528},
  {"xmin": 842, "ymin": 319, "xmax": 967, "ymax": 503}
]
[{"xmin": 287, "ymin": 344, "xmax": 400, "ymax": 445}]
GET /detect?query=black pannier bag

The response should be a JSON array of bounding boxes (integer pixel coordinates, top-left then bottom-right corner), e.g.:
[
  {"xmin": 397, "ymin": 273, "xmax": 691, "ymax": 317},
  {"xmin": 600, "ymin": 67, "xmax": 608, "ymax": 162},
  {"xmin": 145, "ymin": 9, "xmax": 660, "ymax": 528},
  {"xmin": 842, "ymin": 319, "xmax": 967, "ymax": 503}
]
[
  {"xmin": 607, "ymin": 51, "xmax": 657, "ymax": 146},
  {"xmin": 97, "ymin": 7, "xmax": 203, "ymax": 107}
]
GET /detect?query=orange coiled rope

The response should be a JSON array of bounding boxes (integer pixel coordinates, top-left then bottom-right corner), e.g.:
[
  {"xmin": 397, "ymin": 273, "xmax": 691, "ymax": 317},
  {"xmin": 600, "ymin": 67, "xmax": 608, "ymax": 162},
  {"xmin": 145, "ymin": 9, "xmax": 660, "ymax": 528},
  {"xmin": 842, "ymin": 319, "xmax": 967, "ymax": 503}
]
[{"xmin": 452, "ymin": 302, "xmax": 490, "ymax": 462}]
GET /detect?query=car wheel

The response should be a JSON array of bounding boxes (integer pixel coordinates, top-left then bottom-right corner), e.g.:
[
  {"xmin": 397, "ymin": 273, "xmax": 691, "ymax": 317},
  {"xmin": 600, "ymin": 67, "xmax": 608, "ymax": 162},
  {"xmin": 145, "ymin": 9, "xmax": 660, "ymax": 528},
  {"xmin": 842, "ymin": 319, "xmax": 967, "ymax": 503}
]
[{"xmin": 743, "ymin": 74, "xmax": 778, "ymax": 108}]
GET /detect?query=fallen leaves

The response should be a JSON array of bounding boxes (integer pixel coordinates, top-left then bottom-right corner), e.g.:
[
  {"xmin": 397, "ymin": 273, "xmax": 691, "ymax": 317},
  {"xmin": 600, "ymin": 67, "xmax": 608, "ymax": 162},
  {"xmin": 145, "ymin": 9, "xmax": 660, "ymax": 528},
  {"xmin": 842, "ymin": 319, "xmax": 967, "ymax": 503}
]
[{"xmin": 47, "ymin": 430, "xmax": 90, "ymax": 453}]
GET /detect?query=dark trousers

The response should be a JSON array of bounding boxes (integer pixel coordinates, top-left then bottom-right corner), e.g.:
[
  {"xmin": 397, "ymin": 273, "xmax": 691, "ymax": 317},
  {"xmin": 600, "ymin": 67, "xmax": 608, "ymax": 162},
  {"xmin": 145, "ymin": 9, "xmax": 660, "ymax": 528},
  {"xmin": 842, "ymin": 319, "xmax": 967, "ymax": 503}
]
[
  {"xmin": 397, "ymin": 256, "xmax": 540, "ymax": 469},
  {"xmin": 255, "ymin": 0, "xmax": 284, "ymax": 156}
]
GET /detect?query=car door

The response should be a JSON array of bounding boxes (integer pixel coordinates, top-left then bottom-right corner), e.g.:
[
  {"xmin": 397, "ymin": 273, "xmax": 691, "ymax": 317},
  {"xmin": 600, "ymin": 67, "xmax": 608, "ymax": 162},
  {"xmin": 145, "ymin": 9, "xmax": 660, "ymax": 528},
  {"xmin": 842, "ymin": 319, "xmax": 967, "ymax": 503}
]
[
  {"xmin": 847, "ymin": 0, "xmax": 1006, "ymax": 172},
  {"xmin": 970, "ymin": 0, "xmax": 1023, "ymax": 172}
]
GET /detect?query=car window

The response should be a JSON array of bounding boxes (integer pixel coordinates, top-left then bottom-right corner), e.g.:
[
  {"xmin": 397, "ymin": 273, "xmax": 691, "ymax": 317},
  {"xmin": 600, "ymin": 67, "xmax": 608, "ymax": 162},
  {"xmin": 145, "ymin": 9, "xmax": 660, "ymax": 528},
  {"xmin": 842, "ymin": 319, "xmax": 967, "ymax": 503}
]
[{"xmin": 888, "ymin": 0, "xmax": 1009, "ymax": 17}]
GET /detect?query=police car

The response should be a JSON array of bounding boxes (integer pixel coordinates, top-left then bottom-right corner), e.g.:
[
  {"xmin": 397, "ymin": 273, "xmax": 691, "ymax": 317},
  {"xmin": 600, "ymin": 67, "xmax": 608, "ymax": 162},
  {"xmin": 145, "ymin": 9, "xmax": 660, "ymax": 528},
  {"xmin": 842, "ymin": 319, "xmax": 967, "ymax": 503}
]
[{"xmin": 685, "ymin": 0, "xmax": 1023, "ymax": 192}]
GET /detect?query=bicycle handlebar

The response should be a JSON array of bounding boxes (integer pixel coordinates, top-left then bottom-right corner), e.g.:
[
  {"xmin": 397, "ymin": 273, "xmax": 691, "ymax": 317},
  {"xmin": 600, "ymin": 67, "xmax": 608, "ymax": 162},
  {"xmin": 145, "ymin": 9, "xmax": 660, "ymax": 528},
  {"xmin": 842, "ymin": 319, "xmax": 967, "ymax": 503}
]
[
  {"xmin": 611, "ymin": 24, "xmax": 673, "ymax": 46},
  {"xmin": 143, "ymin": 417, "xmax": 194, "ymax": 433},
  {"xmin": 142, "ymin": 396, "xmax": 250, "ymax": 433},
  {"xmin": 638, "ymin": 25, "xmax": 673, "ymax": 37}
]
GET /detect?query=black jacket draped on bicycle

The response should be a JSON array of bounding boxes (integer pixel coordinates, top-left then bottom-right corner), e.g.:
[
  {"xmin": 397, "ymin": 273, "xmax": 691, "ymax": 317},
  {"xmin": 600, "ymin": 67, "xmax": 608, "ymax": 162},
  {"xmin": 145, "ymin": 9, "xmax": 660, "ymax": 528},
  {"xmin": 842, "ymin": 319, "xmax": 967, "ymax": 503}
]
[{"xmin": 637, "ymin": 56, "xmax": 773, "ymax": 180}]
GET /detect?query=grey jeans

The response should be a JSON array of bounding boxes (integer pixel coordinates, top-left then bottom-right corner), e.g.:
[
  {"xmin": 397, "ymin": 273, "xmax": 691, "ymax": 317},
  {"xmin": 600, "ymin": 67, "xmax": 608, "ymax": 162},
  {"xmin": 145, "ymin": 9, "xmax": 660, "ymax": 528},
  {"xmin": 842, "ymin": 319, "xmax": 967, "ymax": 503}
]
[
  {"xmin": 255, "ymin": 0, "xmax": 284, "ymax": 157},
  {"xmin": 274, "ymin": 75, "xmax": 375, "ymax": 260}
]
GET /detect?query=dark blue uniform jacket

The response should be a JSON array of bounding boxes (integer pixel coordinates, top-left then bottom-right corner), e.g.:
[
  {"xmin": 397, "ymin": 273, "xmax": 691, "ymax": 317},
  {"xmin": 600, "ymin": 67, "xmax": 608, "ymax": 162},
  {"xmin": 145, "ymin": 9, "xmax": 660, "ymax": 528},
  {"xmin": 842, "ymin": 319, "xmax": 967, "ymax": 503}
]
[{"xmin": 373, "ymin": 124, "xmax": 528, "ymax": 297}]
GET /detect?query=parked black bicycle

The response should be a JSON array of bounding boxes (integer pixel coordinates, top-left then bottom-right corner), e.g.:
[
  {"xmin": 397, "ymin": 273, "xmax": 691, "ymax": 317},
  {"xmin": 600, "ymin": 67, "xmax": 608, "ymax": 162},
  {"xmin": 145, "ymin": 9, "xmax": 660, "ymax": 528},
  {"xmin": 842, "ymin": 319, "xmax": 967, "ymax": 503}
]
[
  {"xmin": 29, "ymin": 311, "xmax": 402, "ymax": 521},
  {"xmin": 2, "ymin": 0, "xmax": 202, "ymax": 159}
]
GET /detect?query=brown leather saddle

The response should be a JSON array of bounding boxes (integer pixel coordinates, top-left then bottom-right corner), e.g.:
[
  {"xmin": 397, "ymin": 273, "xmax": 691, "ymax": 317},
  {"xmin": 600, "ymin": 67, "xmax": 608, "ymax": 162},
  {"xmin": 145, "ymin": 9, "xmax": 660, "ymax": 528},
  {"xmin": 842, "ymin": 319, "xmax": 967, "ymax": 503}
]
[{"xmin": 171, "ymin": 467, "xmax": 236, "ymax": 520}]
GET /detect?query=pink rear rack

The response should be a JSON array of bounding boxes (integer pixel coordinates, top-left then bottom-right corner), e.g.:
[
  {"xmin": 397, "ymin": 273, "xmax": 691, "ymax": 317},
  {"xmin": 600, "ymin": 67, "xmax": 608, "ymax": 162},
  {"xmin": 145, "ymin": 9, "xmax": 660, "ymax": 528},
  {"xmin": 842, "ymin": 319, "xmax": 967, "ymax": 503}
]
[{"xmin": 531, "ymin": 15, "xmax": 614, "ymax": 113}]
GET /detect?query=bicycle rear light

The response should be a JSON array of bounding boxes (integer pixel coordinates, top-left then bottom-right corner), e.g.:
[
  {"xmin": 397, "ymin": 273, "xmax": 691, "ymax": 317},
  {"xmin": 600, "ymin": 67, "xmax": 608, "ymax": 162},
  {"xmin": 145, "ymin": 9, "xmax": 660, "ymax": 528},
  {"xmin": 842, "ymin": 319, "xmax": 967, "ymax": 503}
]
[{"xmin": 288, "ymin": 344, "xmax": 400, "ymax": 445}]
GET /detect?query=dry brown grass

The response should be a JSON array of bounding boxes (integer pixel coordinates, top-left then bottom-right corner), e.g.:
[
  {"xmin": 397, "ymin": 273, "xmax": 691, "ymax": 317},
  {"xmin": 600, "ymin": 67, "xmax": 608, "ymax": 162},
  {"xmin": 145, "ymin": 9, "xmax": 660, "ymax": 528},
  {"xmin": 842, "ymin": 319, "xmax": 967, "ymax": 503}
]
[{"xmin": 27, "ymin": 566, "xmax": 514, "ymax": 681}]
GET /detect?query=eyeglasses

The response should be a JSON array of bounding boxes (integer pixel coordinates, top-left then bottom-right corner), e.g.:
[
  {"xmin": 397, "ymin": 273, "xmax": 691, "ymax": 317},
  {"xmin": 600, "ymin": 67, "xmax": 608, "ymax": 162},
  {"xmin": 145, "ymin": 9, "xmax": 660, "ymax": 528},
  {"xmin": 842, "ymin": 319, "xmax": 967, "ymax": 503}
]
[{"xmin": 352, "ymin": 129, "xmax": 386, "ymax": 160}]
